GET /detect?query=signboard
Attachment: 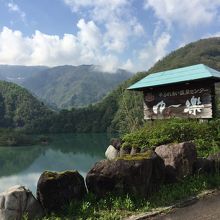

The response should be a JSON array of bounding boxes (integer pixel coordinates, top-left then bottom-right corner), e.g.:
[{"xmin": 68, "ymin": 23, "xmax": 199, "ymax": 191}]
[{"xmin": 143, "ymin": 84, "xmax": 212, "ymax": 119}]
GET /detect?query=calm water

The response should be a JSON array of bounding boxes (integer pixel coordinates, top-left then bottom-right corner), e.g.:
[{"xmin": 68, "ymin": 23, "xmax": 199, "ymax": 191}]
[{"xmin": 0, "ymin": 133, "xmax": 111, "ymax": 194}]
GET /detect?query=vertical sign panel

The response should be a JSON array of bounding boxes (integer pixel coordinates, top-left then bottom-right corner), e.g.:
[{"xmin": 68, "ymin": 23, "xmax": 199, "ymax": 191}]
[{"xmin": 143, "ymin": 85, "xmax": 212, "ymax": 119}]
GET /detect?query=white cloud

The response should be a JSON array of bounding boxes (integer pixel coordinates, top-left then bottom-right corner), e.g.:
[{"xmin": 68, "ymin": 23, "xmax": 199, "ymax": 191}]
[
  {"xmin": 144, "ymin": 0, "xmax": 220, "ymax": 28},
  {"xmin": 138, "ymin": 32, "xmax": 171, "ymax": 71},
  {"xmin": 0, "ymin": 25, "xmax": 121, "ymax": 72},
  {"xmin": 63, "ymin": 0, "xmax": 128, "ymax": 18},
  {"xmin": 7, "ymin": 2, "xmax": 26, "ymax": 22},
  {"xmin": 121, "ymin": 59, "xmax": 134, "ymax": 71},
  {"xmin": 63, "ymin": 0, "xmax": 145, "ymax": 54},
  {"xmin": 203, "ymin": 32, "xmax": 220, "ymax": 38},
  {"xmin": 0, "ymin": 25, "xmax": 172, "ymax": 73},
  {"xmin": 77, "ymin": 19, "xmax": 102, "ymax": 51}
]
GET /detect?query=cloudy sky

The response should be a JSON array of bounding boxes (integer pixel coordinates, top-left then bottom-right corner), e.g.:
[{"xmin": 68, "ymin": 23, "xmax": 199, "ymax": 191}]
[{"xmin": 0, "ymin": 0, "xmax": 220, "ymax": 72}]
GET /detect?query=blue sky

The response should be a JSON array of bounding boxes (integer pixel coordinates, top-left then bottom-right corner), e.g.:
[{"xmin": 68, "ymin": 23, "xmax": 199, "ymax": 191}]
[{"xmin": 0, "ymin": 0, "xmax": 220, "ymax": 72}]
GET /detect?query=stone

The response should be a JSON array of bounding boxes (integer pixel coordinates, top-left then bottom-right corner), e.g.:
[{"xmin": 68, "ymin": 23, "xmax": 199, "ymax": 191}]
[
  {"xmin": 119, "ymin": 143, "xmax": 131, "ymax": 157},
  {"xmin": 193, "ymin": 158, "xmax": 214, "ymax": 174},
  {"xmin": 0, "ymin": 185, "xmax": 44, "ymax": 220},
  {"xmin": 208, "ymin": 152, "xmax": 220, "ymax": 172},
  {"xmin": 155, "ymin": 142, "xmax": 197, "ymax": 182},
  {"xmin": 86, "ymin": 151, "xmax": 165, "ymax": 197},
  {"xmin": 37, "ymin": 170, "xmax": 86, "ymax": 213},
  {"xmin": 130, "ymin": 147, "xmax": 141, "ymax": 155},
  {"xmin": 110, "ymin": 138, "xmax": 122, "ymax": 150},
  {"xmin": 105, "ymin": 145, "xmax": 119, "ymax": 160}
]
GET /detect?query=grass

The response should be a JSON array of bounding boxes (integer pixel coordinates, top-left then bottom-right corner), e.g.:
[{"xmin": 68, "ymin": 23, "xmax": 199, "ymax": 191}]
[{"xmin": 35, "ymin": 174, "xmax": 220, "ymax": 220}]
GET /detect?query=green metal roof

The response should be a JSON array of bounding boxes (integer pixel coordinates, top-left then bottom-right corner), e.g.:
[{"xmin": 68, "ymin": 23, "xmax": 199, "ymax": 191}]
[{"xmin": 128, "ymin": 64, "xmax": 220, "ymax": 90}]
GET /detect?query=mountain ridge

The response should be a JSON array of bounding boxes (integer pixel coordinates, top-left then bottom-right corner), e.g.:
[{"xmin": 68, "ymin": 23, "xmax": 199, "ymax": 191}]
[{"xmin": 0, "ymin": 64, "xmax": 132, "ymax": 109}]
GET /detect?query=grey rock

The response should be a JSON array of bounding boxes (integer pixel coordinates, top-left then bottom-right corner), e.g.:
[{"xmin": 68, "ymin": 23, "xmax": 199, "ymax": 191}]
[
  {"xmin": 0, "ymin": 185, "xmax": 44, "ymax": 220},
  {"xmin": 193, "ymin": 158, "xmax": 215, "ymax": 174},
  {"xmin": 208, "ymin": 152, "xmax": 220, "ymax": 173},
  {"xmin": 37, "ymin": 170, "xmax": 86, "ymax": 214},
  {"xmin": 86, "ymin": 151, "xmax": 165, "ymax": 197},
  {"xmin": 105, "ymin": 145, "xmax": 119, "ymax": 160},
  {"xmin": 155, "ymin": 142, "xmax": 197, "ymax": 182},
  {"xmin": 130, "ymin": 147, "xmax": 141, "ymax": 155}
]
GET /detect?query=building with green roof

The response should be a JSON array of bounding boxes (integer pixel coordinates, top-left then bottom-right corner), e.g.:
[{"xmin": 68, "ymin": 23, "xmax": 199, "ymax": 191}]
[
  {"xmin": 128, "ymin": 64, "xmax": 220, "ymax": 90},
  {"xmin": 128, "ymin": 64, "xmax": 220, "ymax": 120}
]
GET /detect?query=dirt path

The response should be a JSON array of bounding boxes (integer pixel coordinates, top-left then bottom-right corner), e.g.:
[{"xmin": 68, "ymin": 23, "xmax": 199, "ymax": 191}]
[{"xmin": 150, "ymin": 191, "xmax": 220, "ymax": 220}]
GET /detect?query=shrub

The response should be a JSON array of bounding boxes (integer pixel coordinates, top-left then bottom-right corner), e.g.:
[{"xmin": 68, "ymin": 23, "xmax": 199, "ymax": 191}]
[{"xmin": 122, "ymin": 119, "xmax": 220, "ymax": 157}]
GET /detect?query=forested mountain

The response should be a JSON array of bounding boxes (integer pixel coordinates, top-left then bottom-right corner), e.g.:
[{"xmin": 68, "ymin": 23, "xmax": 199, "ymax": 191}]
[
  {"xmin": 0, "ymin": 81, "xmax": 53, "ymax": 132},
  {"xmin": 0, "ymin": 65, "xmax": 132, "ymax": 109},
  {"xmin": 0, "ymin": 65, "xmax": 48, "ymax": 84},
  {"xmin": 22, "ymin": 65, "xmax": 132, "ymax": 109},
  {"xmin": 49, "ymin": 37, "xmax": 220, "ymax": 134}
]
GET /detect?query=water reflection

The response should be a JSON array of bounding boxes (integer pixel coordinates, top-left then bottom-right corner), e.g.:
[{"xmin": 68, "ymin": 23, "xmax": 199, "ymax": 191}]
[{"xmin": 0, "ymin": 133, "xmax": 110, "ymax": 193}]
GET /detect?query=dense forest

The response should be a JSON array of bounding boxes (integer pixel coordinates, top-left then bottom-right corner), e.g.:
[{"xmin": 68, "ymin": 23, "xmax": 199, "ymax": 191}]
[
  {"xmin": 0, "ymin": 37, "xmax": 220, "ymax": 134},
  {"xmin": 0, "ymin": 81, "xmax": 52, "ymax": 132}
]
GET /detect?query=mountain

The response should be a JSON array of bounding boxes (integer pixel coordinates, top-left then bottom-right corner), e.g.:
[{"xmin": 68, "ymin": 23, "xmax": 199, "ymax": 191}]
[
  {"xmin": 0, "ymin": 65, "xmax": 48, "ymax": 84},
  {"xmin": 50, "ymin": 37, "xmax": 220, "ymax": 133},
  {"xmin": 0, "ymin": 65, "xmax": 132, "ymax": 109},
  {"xmin": 21, "ymin": 65, "xmax": 132, "ymax": 109},
  {"xmin": 0, "ymin": 80, "xmax": 53, "ymax": 132}
]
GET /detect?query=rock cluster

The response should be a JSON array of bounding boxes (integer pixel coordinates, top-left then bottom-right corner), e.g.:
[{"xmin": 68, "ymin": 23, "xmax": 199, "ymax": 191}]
[
  {"xmin": 1, "ymin": 139, "xmax": 220, "ymax": 219},
  {"xmin": 105, "ymin": 140, "xmax": 198, "ymax": 184}
]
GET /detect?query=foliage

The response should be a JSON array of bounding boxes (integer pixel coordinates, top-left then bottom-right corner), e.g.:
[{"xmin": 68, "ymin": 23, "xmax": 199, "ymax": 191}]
[
  {"xmin": 38, "ymin": 174, "xmax": 220, "ymax": 220},
  {"xmin": 122, "ymin": 119, "xmax": 220, "ymax": 157},
  {"xmin": 0, "ymin": 80, "xmax": 54, "ymax": 132}
]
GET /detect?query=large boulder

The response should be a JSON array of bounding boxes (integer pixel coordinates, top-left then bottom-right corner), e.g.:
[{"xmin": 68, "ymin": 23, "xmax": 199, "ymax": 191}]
[
  {"xmin": 86, "ymin": 151, "xmax": 165, "ymax": 197},
  {"xmin": 208, "ymin": 152, "xmax": 220, "ymax": 173},
  {"xmin": 37, "ymin": 170, "xmax": 86, "ymax": 213},
  {"xmin": 0, "ymin": 185, "xmax": 44, "ymax": 220},
  {"xmin": 105, "ymin": 145, "xmax": 119, "ymax": 160},
  {"xmin": 155, "ymin": 142, "xmax": 197, "ymax": 182},
  {"xmin": 193, "ymin": 158, "xmax": 214, "ymax": 174}
]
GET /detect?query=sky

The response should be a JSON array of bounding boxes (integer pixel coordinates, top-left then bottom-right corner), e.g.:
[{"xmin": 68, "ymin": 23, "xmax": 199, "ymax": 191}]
[{"xmin": 0, "ymin": 0, "xmax": 220, "ymax": 73}]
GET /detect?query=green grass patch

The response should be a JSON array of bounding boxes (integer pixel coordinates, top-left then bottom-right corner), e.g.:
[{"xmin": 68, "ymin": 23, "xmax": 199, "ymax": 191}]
[{"xmin": 122, "ymin": 119, "xmax": 220, "ymax": 157}]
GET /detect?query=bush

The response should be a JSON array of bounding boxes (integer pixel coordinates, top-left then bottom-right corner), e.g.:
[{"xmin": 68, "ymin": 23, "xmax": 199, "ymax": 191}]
[{"xmin": 122, "ymin": 119, "xmax": 220, "ymax": 157}]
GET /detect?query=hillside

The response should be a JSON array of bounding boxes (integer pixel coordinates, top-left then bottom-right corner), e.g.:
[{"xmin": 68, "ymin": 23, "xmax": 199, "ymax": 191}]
[
  {"xmin": 0, "ymin": 65, "xmax": 48, "ymax": 84},
  {"xmin": 22, "ymin": 65, "xmax": 132, "ymax": 109},
  {"xmin": 0, "ymin": 81, "xmax": 53, "ymax": 132},
  {"xmin": 50, "ymin": 37, "xmax": 220, "ymax": 133}
]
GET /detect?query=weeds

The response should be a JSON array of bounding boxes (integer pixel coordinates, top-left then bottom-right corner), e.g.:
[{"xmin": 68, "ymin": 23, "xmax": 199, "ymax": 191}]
[{"xmin": 39, "ymin": 174, "xmax": 220, "ymax": 220}]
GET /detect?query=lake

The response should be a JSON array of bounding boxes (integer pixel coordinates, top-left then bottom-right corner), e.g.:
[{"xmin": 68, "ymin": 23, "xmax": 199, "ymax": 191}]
[{"xmin": 0, "ymin": 133, "xmax": 112, "ymax": 194}]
